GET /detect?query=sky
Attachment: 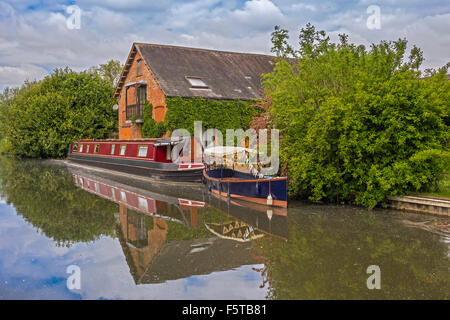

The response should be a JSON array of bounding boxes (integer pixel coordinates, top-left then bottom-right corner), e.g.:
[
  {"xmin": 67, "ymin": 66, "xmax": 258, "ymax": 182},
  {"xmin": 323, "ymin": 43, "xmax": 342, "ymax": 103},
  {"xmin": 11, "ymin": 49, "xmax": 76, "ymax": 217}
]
[{"xmin": 0, "ymin": 0, "xmax": 449, "ymax": 90}]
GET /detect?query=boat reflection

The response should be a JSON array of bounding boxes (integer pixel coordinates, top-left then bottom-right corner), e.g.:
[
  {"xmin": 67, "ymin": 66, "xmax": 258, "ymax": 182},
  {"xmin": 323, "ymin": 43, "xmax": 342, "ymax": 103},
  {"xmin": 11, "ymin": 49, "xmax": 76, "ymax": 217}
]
[{"xmin": 71, "ymin": 170, "xmax": 288, "ymax": 284}]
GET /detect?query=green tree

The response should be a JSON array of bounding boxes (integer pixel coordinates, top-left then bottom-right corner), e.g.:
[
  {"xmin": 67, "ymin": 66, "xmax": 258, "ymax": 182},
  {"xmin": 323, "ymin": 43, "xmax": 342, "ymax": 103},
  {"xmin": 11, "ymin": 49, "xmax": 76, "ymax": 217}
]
[
  {"xmin": 0, "ymin": 68, "xmax": 117, "ymax": 158},
  {"xmin": 262, "ymin": 25, "xmax": 450, "ymax": 207},
  {"xmin": 88, "ymin": 59, "xmax": 123, "ymax": 87}
]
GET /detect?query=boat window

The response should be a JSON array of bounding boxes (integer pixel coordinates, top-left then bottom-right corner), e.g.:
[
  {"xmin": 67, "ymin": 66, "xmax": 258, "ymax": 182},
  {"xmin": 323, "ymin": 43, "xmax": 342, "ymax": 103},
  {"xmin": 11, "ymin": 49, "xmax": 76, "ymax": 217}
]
[
  {"xmin": 111, "ymin": 144, "xmax": 115, "ymax": 155},
  {"xmin": 72, "ymin": 144, "xmax": 78, "ymax": 153},
  {"xmin": 86, "ymin": 145, "xmax": 90, "ymax": 153},
  {"xmin": 94, "ymin": 144, "xmax": 100, "ymax": 153},
  {"xmin": 166, "ymin": 145, "xmax": 172, "ymax": 160},
  {"xmin": 120, "ymin": 145, "xmax": 126, "ymax": 156},
  {"xmin": 79, "ymin": 145, "xmax": 83, "ymax": 153},
  {"xmin": 138, "ymin": 145, "xmax": 148, "ymax": 157}
]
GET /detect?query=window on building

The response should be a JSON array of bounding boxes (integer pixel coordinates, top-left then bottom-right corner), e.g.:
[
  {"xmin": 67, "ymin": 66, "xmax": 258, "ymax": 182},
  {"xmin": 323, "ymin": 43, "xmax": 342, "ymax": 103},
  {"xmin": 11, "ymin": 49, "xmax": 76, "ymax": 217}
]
[
  {"xmin": 137, "ymin": 145, "xmax": 148, "ymax": 157},
  {"xmin": 111, "ymin": 144, "xmax": 116, "ymax": 155},
  {"xmin": 79, "ymin": 144, "xmax": 83, "ymax": 153},
  {"xmin": 94, "ymin": 144, "xmax": 100, "ymax": 153},
  {"xmin": 138, "ymin": 197, "xmax": 148, "ymax": 211},
  {"xmin": 137, "ymin": 59, "xmax": 143, "ymax": 77},
  {"xmin": 137, "ymin": 85, "xmax": 146, "ymax": 115},
  {"xmin": 72, "ymin": 144, "xmax": 78, "ymax": 153},
  {"xmin": 121, "ymin": 191, "xmax": 127, "ymax": 202},
  {"xmin": 120, "ymin": 145, "xmax": 127, "ymax": 156},
  {"xmin": 125, "ymin": 84, "xmax": 146, "ymax": 121},
  {"xmin": 86, "ymin": 145, "xmax": 90, "ymax": 153},
  {"xmin": 186, "ymin": 77, "xmax": 208, "ymax": 88}
]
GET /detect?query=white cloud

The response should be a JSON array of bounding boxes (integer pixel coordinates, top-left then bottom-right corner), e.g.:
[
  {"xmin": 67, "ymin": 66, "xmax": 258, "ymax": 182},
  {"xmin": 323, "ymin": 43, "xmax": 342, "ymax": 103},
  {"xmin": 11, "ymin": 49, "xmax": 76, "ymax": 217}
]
[
  {"xmin": 0, "ymin": 0, "xmax": 449, "ymax": 89},
  {"xmin": 233, "ymin": 0, "xmax": 285, "ymax": 24},
  {"xmin": 0, "ymin": 65, "xmax": 48, "ymax": 90}
]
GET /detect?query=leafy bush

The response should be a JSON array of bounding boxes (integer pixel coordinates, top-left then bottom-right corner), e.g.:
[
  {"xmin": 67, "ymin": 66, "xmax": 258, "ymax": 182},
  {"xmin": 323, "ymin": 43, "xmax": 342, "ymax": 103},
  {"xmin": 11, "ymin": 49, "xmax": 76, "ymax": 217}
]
[
  {"xmin": 263, "ymin": 24, "xmax": 450, "ymax": 207},
  {"xmin": 0, "ymin": 68, "xmax": 117, "ymax": 158},
  {"xmin": 0, "ymin": 138, "xmax": 13, "ymax": 154}
]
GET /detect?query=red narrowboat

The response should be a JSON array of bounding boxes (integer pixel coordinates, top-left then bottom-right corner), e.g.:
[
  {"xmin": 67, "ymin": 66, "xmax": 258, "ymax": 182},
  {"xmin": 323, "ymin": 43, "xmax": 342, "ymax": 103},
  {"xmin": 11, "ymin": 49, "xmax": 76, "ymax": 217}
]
[{"xmin": 68, "ymin": 137, "xmax": 204, "ymax": 182}]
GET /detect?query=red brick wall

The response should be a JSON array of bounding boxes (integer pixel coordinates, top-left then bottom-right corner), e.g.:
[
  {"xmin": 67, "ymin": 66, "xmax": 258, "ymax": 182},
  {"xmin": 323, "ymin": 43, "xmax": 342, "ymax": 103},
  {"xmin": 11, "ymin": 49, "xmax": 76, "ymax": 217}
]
[{"xmin": 117, "ymin": 47, "xmax": 167, "ymax": 140}]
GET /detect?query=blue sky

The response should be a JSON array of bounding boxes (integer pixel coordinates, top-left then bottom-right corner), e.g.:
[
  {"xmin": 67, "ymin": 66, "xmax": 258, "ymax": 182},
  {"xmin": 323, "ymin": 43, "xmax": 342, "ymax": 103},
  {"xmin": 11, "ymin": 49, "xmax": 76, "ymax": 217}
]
[{"xmin": 1, "ymin": 0, "xmax": 449, "ymax": 90}]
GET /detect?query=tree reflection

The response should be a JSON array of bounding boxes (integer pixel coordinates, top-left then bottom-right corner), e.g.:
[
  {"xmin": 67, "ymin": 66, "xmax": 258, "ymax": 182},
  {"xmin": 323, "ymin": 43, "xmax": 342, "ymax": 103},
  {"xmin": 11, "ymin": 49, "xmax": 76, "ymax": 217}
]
[
  {"xmin": 0, "ymin": 157, "xmax": 117, "ymax": 246},
  {"xmin": 253, "ymin": 208, "xmax": 449, "ymax": 299}
]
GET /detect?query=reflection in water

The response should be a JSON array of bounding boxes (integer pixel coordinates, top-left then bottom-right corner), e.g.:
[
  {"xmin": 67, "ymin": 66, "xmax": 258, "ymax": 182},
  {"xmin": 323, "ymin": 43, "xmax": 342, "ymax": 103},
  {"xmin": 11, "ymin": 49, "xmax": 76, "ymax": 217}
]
[
  {"xmin": 0, "ymin": 157, "xmax": 448, "ymax": 299},
  {"xmin": 0, "ymin": 159, "xmax": 117, "ymax": 247},
  {"xmin": 71, "ymin": 172, "xmax": 286, "ymax": 284}
]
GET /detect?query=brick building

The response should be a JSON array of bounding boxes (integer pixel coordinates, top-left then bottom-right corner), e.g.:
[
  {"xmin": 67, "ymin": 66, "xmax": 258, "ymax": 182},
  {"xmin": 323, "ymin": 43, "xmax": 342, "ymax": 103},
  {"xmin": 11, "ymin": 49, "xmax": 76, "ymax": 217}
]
[{"xmin": 114, "ymin": 43, "xmax": 277, "ymax": 140}]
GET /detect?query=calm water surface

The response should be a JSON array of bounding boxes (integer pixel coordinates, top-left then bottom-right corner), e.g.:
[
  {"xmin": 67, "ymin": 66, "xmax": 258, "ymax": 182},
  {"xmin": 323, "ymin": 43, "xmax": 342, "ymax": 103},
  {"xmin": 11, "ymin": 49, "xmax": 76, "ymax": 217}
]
[{"xmin": 0, "ymin": 157, "xmax": 448, "ymax": 300}]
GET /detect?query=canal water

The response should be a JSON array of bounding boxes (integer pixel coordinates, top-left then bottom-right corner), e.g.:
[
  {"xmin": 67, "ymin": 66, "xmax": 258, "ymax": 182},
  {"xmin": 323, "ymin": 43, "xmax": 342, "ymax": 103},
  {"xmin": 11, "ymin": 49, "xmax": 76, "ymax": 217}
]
[{"xmin": 0, "ymin": 157, "xmax": 448, "ymax": 300}]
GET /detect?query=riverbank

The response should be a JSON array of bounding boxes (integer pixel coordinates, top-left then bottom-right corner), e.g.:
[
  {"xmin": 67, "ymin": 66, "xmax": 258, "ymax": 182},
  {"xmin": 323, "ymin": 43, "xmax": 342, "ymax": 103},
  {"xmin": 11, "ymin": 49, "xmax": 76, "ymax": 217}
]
[
  {"xmin": 387, "ymin": 174, "xmax": 450, "ymax": 217},
  {"xmin": 417, "ymin": 174, "xmax": 450, "ymax": 199},
  {"xmin": 388, "ymin": 195, "xmax": 449, "ymax": 217}
]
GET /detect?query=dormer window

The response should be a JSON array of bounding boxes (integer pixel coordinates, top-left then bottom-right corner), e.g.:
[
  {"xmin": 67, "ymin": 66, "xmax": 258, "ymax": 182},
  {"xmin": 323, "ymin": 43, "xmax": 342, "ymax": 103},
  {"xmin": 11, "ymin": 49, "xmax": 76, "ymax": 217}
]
[{"xmin": 186, "ymin": 77, "xmax": 208, "ymax": 89}]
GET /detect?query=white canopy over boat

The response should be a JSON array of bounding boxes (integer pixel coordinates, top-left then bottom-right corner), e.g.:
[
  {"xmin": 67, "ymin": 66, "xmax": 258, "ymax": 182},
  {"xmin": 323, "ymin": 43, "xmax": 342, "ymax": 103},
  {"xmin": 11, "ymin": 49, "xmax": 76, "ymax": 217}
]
[{"xmin": 204, "ymin": 146, "xmax": 257, "ymax": 156}]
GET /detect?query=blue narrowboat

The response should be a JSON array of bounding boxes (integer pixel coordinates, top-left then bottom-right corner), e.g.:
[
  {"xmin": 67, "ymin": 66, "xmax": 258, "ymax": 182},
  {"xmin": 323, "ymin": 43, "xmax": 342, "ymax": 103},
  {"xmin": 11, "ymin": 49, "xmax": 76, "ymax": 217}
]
[{"xmin": 202, "ymin": 147, "xmax": 287, "ymax": 208}]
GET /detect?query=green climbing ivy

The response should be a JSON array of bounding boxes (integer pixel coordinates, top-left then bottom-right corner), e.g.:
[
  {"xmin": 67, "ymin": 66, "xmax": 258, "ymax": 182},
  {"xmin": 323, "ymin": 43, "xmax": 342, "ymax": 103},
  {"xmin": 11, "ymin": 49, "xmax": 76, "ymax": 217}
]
[
  {"xmin": 140, "ymin": 98, "xmax": 263, "ymax": 138},
  {"xmin": 141, "ymin": 102, "xmax": 168, "ymax": 138},
  {"xmin": 164, "ymin": 97, "xmax": 263, "ymax": 135}
]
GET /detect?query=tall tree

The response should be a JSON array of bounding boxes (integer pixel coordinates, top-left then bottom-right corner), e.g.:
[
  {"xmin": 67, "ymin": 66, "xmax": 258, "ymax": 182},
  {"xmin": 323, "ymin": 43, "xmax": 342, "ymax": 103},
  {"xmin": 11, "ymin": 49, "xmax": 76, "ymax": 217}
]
[
  {"xmin": 89, "ymin": 59, "xmax": 123, "ymax": 87},
  {"xmin": 262, "ymin": 25, "xmax": 450, "ymax": 207},
  {"xmin": 0, "ymin": 68, "xmax": 117, "ymax": 158}
]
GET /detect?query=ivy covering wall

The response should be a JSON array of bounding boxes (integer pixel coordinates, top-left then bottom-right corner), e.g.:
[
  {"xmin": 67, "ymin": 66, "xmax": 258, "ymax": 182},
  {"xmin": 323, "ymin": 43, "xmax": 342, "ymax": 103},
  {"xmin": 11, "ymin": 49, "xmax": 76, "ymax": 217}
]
[
  {"xmin": 141, "ymin": 97, "xmax": 264, "ymax": 138},
  {"xmin": 166, "ymin": 97, "xmax": 263, "ymax": 134},
  {"xmin": 141, "ymin": 102, "xmax": 168, "ymax": 138}
]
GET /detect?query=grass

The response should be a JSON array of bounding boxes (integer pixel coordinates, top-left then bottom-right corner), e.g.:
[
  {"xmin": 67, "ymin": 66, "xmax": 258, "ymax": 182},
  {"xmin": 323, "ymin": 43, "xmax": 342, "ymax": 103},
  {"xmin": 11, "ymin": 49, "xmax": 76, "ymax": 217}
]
[{"xmin": 416, "ymin": 174, "xmax": 450, "ymax": 199}]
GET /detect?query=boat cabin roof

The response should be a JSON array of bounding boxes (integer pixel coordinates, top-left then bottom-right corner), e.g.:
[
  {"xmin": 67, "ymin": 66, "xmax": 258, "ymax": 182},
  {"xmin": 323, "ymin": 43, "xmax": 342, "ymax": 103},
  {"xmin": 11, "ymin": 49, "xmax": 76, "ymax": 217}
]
[{"xmin": 204, "ymin": 146, "xmax": 257, "ymax": 156}]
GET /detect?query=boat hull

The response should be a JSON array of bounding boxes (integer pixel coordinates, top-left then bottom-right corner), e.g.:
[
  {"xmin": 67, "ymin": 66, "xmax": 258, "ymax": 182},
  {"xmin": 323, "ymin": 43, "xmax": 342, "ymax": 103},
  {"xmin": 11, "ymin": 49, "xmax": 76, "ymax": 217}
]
[
  {"xmin": 203, "ymin": 168, "xmax": 288, "ymax": 208},
  {"xmin": 68, "ymin": 154, "xmax": 203, "ymax": 182}
]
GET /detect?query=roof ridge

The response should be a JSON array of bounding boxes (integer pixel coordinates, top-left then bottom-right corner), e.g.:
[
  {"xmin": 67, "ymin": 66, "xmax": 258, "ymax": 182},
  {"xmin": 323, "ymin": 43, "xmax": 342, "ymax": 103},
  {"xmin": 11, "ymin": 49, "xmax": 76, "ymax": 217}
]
[{"xmin": 134, "ymin": 42, "xmax": 275, "ymax": 58}]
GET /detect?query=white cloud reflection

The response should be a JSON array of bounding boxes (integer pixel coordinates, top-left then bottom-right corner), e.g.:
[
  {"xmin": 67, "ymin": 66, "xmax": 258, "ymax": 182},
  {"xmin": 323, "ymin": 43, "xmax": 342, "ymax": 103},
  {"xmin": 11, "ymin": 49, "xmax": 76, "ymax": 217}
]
[{"xmin": 0, "ymin": 203, "xmax": 267, "ymax": 300}]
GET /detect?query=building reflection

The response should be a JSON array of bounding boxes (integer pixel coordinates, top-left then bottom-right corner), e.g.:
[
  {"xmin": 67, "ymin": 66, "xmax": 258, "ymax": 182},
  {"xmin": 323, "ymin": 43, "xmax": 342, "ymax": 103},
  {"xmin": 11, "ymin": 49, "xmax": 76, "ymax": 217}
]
[{"xmin": 71, "ymin": 171, "xmax": 288, "ymax": 284}]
